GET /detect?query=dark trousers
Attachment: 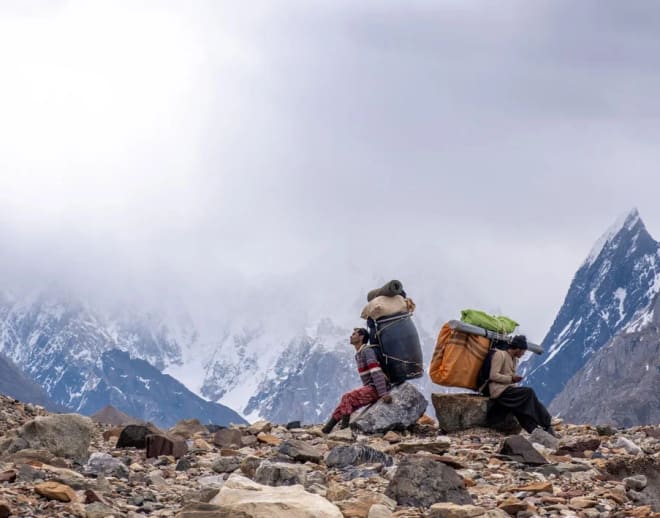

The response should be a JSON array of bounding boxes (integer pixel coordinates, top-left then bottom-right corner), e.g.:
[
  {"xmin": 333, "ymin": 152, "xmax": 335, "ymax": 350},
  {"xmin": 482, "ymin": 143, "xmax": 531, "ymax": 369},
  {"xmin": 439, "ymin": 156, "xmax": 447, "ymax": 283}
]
[{"xmin": 487, "ymin": 386, "xmax": 552, "ymax": 433}]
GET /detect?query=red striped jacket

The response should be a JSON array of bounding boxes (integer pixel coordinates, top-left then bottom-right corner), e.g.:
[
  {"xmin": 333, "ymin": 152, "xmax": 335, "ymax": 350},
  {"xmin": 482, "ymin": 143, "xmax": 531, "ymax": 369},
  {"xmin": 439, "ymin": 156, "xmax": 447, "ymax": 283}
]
[{"xmin": 355, "ymin": 345, "xmax": 389, "ymax": 397}]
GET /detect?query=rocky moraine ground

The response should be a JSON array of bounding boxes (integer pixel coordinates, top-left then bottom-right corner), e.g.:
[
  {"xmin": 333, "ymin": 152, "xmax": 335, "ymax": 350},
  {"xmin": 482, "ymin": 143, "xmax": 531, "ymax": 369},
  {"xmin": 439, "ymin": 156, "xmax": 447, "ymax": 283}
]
[{"xmin": 0, "ymin": 384, "xmax": 658, "ymax": 518}]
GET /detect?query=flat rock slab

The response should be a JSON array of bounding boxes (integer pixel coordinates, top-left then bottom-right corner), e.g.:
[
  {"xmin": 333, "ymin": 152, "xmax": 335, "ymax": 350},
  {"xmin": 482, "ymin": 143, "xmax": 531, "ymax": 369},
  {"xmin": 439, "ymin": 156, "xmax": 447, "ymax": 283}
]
[
  {"xmin": 397, "ymin": 439, "xmax": 451, "ymax": 455},
  {"xmin": 210, "ymin": 474, "xmax": 343, "ymax": 518},
  {"xmin": 351, "ymin": 383, "xmax": 428, "ymax": 434},
  {"xmin": 278, "ymin": 439, "xmax": 323, "ymax": 463},
  {"xmin": 428, "ymin": 502, "xmax": 488, "ymax": 518},
  {"xmin": 432, "ymin": 394, "xmax": 521, "ymax": 434},
  {"xmin": 500, "ymin": 436, "xmax": 548, "ymax": 466},
  {"xmin": 325, "ymin": 444, "xmax": 393, "ymax": 468}
]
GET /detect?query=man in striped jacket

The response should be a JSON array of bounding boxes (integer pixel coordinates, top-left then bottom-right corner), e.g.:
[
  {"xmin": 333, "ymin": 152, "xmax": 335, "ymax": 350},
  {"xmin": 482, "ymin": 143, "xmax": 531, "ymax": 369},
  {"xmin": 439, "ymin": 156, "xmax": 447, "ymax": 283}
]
[{"xmin": 321, "ymin": 328, "xmax": 392, "ymax": 434}]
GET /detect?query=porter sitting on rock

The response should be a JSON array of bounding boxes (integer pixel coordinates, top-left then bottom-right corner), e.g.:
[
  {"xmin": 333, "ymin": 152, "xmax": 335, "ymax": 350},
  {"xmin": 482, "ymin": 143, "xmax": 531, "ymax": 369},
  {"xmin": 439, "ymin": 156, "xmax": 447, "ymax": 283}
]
[
  {"xmin": 321, "ymin": 328, "xmax": 391, "ymax": 433},
  {"xmin": 487, "ymin": 336, "xmax": 557, "ymax": 437}
]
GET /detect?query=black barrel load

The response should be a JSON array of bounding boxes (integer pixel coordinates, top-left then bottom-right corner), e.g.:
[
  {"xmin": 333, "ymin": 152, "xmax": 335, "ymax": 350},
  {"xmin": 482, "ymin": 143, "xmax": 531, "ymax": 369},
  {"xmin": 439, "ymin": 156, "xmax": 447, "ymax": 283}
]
[{"xmin": 375, "ymin": 312, "xmax": 424, "ymax": 384}]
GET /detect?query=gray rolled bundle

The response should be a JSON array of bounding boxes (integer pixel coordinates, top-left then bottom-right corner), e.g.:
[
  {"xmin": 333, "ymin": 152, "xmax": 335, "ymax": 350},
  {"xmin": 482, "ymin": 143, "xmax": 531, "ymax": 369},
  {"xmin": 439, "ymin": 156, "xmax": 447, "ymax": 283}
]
[{"xmin": 367, "ymin": 280, "xmax": 404, "ymax": 302}]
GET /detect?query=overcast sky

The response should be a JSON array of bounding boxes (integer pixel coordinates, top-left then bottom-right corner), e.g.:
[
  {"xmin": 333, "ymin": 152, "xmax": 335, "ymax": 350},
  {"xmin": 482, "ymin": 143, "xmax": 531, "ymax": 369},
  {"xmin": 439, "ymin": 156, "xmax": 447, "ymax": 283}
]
[{"xmin": 2, "ymin": 0, "xmax": 660, "ymax": 341}]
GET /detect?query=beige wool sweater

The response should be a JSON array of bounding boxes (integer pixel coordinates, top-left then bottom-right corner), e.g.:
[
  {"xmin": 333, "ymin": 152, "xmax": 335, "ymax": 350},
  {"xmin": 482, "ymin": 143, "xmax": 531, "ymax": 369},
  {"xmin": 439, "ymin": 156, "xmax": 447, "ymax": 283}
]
[{"xmin": 488, "ymin": 349, "xmax": 518, "ymax": 399}]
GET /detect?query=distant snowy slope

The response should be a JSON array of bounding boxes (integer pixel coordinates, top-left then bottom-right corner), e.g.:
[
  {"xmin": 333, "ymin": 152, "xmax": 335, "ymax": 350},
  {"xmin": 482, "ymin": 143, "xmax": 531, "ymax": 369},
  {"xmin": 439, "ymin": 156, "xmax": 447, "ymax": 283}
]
[
  {"xmin": 522, "ymin": 209, "xmax": 660, "ymax": 405},
  {"xmin": 0, "ymin": 289, "xmax": 244, "ymax": 426}
]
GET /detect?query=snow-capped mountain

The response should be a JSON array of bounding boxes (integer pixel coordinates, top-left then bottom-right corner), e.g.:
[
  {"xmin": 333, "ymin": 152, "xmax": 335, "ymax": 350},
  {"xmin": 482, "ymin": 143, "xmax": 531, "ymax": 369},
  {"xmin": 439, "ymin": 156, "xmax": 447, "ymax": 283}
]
[
  {"xmin": 0, "ymin": 350, "xmax": 62, "ymax": 411},
  {"xmin": 0, "ymin": 289, "xmax": 244, "ymax": 427},
  {"xmin": 549, "ymin": 291, "xmax": 660, "ymax": 426},
  {"xmin": 522, "ymin": 209, "xmax": 660, "ymax": 406}
]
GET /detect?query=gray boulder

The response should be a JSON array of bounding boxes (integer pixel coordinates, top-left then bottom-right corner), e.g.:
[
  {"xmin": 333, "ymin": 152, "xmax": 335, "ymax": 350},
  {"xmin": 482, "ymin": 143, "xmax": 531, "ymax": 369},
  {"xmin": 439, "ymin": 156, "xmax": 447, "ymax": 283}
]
[
  {"xmin": 325, "ymin": 444, "xmax": 393, "ymax": 469},
  {"xmin": 351, "ymin": 383, "xmax": 427, "ymax": 434},
  {"xmin": 278, "ymin": 439, "xmax": 323, "ymax": 463},
  {"xmin": 212, "ymin": 456, "xmax": 242, "ymax": 474},
  {"xmin": 385, "ymin": 455, "xmax": 473, "ymax": 507},
  {"xmin": 529, "ymin": 427, "xmax": 560, "ymax": 450},
  {"xmin": 432, "ymin": 393, "xmax": 521, "ymax": 434},
  {"xmin": 0, "ymin": 413, "xmax": 94, "ymax": 463},
  {"xmin": 254, "ymin": 460, "xmax": 311, "ymax": 487},
  {"xmin": 84, "ymin": 452, "xmax": 129, "ymax": 479},
  {"xmin": 500, "ymin": 435, "xmax": 548, "ymax": 465}
]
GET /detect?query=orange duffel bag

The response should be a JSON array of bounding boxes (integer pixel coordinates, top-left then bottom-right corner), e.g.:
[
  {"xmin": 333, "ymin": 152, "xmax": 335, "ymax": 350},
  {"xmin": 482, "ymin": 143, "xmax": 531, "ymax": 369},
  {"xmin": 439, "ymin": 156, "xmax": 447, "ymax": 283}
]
[{"xmin": 429, "ymin": 322, "xmax": 491, "ymax": 390}]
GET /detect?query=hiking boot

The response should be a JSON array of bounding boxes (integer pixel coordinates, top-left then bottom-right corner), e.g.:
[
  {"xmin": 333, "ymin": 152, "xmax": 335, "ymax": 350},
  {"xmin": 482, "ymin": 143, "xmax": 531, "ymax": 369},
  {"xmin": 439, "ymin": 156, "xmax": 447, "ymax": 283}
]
[
  {"xmin": 340, "ymin": 414, "xmax": 351, "ymax": 429},
  {"xmin": 321, "ymin": 417, "xmax": 339, "ymax": 434},
  {"xmin": 543, "ymin": 426, "xmax": 559, "ymax": 438}
]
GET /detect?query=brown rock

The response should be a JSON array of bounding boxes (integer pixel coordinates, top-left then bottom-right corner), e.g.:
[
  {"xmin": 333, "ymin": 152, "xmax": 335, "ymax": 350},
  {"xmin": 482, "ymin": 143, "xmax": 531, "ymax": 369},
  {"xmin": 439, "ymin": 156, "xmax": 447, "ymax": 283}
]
[
  {"xmin": 540, "ymin": 496, "xmax": 566, "ymax": 504},
  {"xmin": 248, "ymin": 420, "xmax": 272, "ymax": 435},
  {"xmin": 383, "ymin": 431, "xmax": 402, "ymax": 443},
  {"xmin": 5, "ymin": 448, "xmax": 69, "ymax": 467},
  {"xmin": 428, "ymin": 503, "xmax": 487, "ymax": 518},
  {"xmin": 0, "ymin": 470, "xmax": 16, "ymax": 483},
  {"xmin": 145, "ymin": 433, "xmax": 188, "ymax": 459},
  {"xmin": 0, "ymin": 501, "xmax": 10, "ymax": 518},
  {"xmin": 417, "ymin": 413, "xmax": 437, "ymax": 427},
  {"xmin": 336, "ymin": 493, "xmax": 396, "ymax": 518},
  {"xmin": 556, "ymin": 438, "xmax": 601, "ymax": 458},
  {"xmin": 256, "ymin": 433, "xmax": 281, "ymax": 446},
  {"xmin": 511, "ymin": 481, "xmax": 553, "ymax": 493},
  {"xmin": 102, "ymin": 427, "xmax": 122, "ymax": 441},
  {"xmin": 569, "ymin": 497, "xmax": 597, "ymax": 509},
  {"xmin": 326, "ymin": 481, "xmax": 352, "ymax": 502},
  {"xmin": 397, "ymin": 440, "xmax": 450, "ymax": 455},
  {"xmin": 35, "ymin": 481, "xmax": 77, "ymax": 502},
  {"xmin": 84, "ymin": 489, "xmax": 106, "ymax": 504},
  {"xmin": 170, "ymin": 418, "xmax": 208, "ymax": 439},
  {"xmin": 193, "ymin": 438, "xmax": 213, "ymax": 451},
  {"xmin": 497, "ymin": 497, "xmax": 527, "ymax": 515},
  {"xmin": 241, "ymin": 435, "xmax": 258, "ymax": 447},
  {"xmin": 213, "ymin": 428, "xmax": 243, "ymax": 449}
]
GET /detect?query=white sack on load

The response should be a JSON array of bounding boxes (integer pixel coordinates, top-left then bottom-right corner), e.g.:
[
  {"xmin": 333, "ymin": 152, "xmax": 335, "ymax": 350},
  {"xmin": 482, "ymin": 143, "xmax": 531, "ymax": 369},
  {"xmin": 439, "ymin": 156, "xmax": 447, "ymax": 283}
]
[{"xmin": 361, "ymin": 295, "xmax": 415, "ymax": 320}]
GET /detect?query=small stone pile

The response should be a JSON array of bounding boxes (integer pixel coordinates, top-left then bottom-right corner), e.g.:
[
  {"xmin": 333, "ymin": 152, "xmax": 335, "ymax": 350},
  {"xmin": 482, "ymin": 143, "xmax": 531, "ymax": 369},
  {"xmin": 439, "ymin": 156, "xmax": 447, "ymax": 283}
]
[{"xmin": 0, "ymin": 389, "xmax": 658, "ymax": 518}]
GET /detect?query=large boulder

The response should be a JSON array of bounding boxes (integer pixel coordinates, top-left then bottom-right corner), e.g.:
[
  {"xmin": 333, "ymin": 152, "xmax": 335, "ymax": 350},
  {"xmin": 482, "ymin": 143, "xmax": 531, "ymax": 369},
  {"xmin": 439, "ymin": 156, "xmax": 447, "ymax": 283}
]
[
  {"xmin": 385, "ymin": 455, "xmax": 473, "ymax": 508},
  {"xmin": 116, "ymin": 423, "xmax": 162, "ymax": 449},
  {"xmin": 432, "ymin": 394, "xmax": 521, "ymax": 434},
  {"xmin": 210, "ymin": 474, "xmax": 343, "ymax": 518},
  {"xmin": 170, "ymin": 419, "xmax": 208, "ymax": 440},
  {"xmin": 146, "ymin": 433, "xmax": 188, "ymax": 459},
  {"xmin": 0, "ymin": 414, "xmax": 94, "ymax": 463},
  {"xmin": 351, "ymin": 383, "xmax": 427, "ymax": 434}
]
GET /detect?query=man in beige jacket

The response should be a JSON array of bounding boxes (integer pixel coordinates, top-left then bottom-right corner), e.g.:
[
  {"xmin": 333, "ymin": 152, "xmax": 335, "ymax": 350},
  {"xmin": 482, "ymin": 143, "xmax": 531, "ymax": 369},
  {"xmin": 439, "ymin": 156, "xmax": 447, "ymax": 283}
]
[{"xmin": 487, "ymin": 336, "xmax": 557, "ymax": 436}]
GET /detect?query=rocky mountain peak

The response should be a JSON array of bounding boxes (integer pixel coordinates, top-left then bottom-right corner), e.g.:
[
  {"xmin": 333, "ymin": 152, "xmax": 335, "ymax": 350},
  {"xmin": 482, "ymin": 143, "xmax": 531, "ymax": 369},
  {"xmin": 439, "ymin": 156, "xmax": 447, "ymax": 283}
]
[{"xmin": 523, "ymin": 209, "xmax": 660, "ymax": 405}]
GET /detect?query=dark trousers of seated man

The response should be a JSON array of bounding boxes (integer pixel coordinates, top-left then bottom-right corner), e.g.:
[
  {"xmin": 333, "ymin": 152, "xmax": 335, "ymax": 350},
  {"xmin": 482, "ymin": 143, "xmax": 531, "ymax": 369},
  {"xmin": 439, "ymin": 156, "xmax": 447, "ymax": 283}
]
[{"xmin": 487, "ymin": 386, "xmax": 552, "ymax": 433}]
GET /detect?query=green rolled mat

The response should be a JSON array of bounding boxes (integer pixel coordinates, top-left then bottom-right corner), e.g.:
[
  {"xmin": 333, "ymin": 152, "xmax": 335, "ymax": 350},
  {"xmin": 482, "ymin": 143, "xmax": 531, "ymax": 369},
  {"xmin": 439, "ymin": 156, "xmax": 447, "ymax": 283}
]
[
  {"xmin": 367, "ymin": 279, "xmax": 404, "ymax": 302},
  {"xmin": 460, "ymin": 309, "xmax": 519, "ymax": 334}
]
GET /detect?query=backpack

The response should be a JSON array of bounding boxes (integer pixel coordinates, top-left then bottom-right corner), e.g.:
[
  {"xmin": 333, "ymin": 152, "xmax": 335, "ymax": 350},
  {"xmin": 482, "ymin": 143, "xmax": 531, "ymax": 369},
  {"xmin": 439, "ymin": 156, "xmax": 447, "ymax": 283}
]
[
  {"xmin": 475, "ymin": 339, "xmax": 510, "ymax": 396},
  {"xmin": 368, "ymin": 313, "xmax": 424, "ymax": 385},
  {"xmin": 429, "ymin": 323, "xmax": 491, "ymax": 390}
]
